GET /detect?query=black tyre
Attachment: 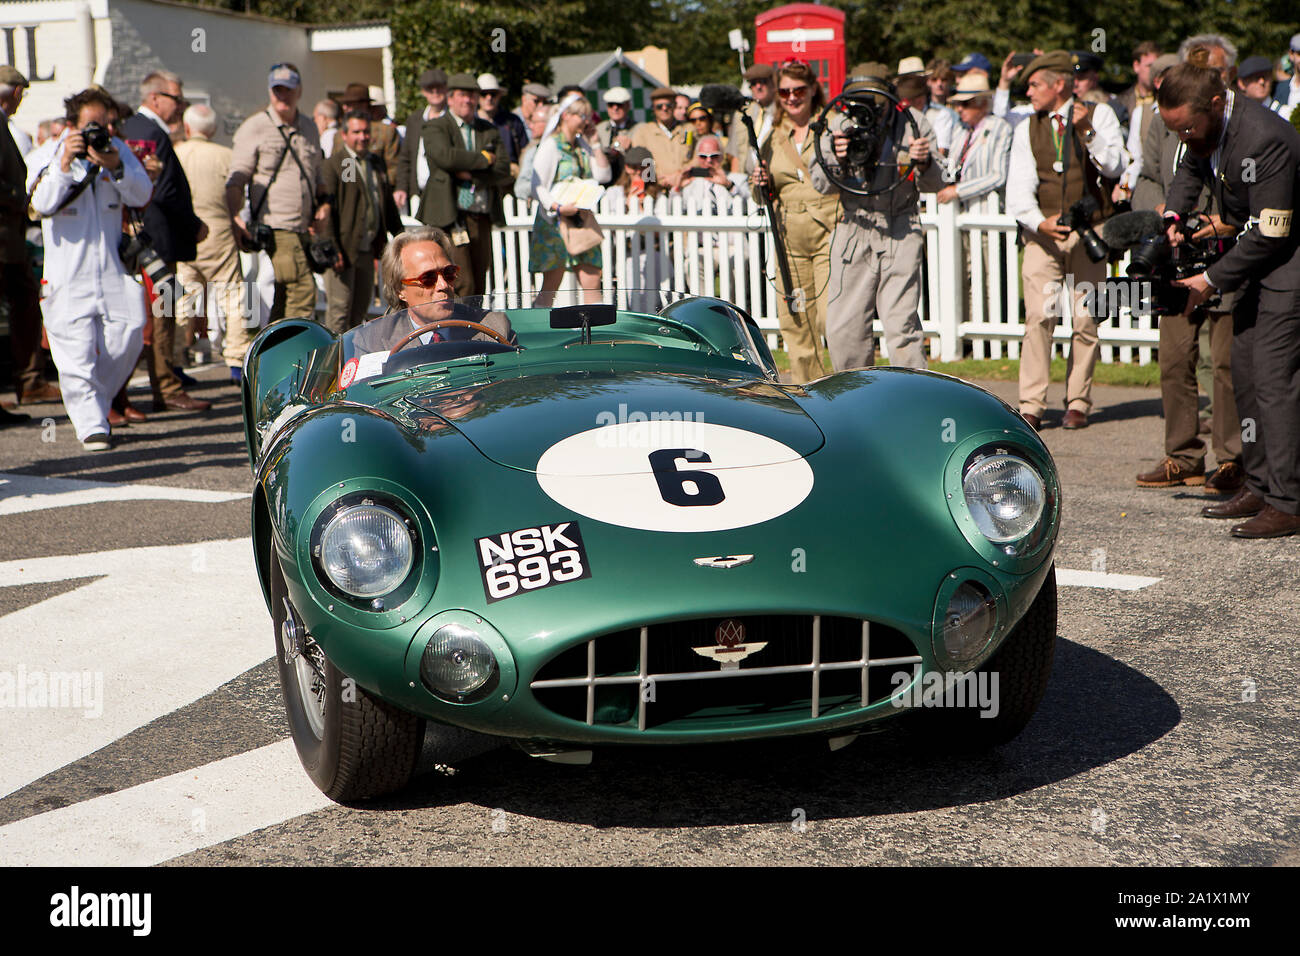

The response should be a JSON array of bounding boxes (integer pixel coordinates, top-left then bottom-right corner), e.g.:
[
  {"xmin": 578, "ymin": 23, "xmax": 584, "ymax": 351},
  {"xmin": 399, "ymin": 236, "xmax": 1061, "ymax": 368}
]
[
  {"xmin": 270, "ymin": 552, "xmax": 424, "ymax": 800},
  {"xmin": 918, "ymin": 565, "xmax": 1057, "ymax": 748}
]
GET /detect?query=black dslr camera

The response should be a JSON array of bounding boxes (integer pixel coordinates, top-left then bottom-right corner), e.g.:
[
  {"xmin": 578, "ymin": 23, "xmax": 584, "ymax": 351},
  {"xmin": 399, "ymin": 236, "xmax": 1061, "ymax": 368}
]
[
  {"xmin": 239, "ymin": 222, "xmax": 277, "ymax": 255},
  {"xmin": 119, "ymin": 226, "xmax": 174, "ymax": 290},
  {"xmin": 1058, "ymin": 195, "xmax": 1110, "ymax": 263},
  {"xmin": 77, "ymin": 122, "xmax": 113, "ymax": 158},
  {"xmin": 305, "ymin": 236, "xmax": 338, "ymax": 274}
]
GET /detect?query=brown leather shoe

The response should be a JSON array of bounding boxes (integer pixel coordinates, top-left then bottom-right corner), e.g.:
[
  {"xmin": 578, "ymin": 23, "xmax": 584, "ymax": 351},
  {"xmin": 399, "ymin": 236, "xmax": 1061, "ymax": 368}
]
[
  {"xmin": 108, "ymin": 408, "xmax": 128, "ymax": 428},
  {"xmin": 1202, "ymin": 487, "xmax": 1263, "ymax": 519},
  {"xmin": 1062, "ymin": 409, "xmax": 1088, "ymax": 429},
  {"xmin": 1231, "ymin": 504, "xmax": 1300, "ymax": 538},
  {"xmin": 19, "ymin": 382, "xmax": 62, "ymax": 404},
  {"xmin": 122, "ymin": 403, "xmax": 148, "ymax": 423},
  {"xmin": 153, "ymin": 392, "xmax": 212, "ymax": 413},
  {"xmin": 1021, "ymin": 412, "xmax": 1042, "ymax": 431},
  {"xmin": 1136, "ymin": 457, "xmax": 1205, "ymax": 487},
  {"xmin": 1205, "ymin": 461, "xmax": 1245, "ymax": 495}
]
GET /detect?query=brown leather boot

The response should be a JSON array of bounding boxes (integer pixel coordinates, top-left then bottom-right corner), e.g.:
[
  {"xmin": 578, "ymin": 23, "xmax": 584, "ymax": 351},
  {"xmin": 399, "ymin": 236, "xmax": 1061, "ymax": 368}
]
[
  {"xmin": 1136, "ymin": 458, "xmax": 1205, "ymax": 487},
  {"xmin": 1204, "ymin": 461, "xmax": 1245, "ymax": 495}
]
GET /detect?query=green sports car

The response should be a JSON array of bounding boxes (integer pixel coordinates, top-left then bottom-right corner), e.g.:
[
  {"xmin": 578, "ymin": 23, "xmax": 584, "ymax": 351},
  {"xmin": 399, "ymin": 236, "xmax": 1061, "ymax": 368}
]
[{"xmin": 241, "ymin": 290, "xmax": 1060, "ymax": 801}]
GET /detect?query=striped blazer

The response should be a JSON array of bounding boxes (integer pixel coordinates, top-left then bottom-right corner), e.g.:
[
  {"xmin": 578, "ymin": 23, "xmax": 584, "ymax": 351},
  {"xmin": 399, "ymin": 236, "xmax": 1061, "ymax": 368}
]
[{"xmin": 944, "ymin": 114, "xmax": 1013, "ymax": 206}]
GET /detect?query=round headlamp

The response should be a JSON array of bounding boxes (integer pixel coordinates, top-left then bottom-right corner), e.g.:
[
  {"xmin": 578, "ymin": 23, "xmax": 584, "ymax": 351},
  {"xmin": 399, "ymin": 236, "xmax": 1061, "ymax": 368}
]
[
  {"xmin": 421, "ymin": 623, "xmax": 498, "ymax": 701},
  {"xmin": 942, "ymin": 581, "xmax": 997, "ymax": 663},
  {"xmin": 962, "ymin": 454, "xmax": 1046, "ymax": 544},
  {"xmin": 319, "ymin": 504, "xmax": 414, "ymax": 598}
]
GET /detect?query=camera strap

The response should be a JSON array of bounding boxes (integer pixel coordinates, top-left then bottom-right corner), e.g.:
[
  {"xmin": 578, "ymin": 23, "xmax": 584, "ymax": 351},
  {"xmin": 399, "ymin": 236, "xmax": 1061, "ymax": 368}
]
[
  {"xmin": 273, "ymin": 115, "xmax": 320, "ymax": 219},
  {"xmin": 249, "ymin": 110, "xmax": 294, "ymax": 225},
  {"xmin": 26, "ymin": 159, "xmax": 101, "ymax": 217}
]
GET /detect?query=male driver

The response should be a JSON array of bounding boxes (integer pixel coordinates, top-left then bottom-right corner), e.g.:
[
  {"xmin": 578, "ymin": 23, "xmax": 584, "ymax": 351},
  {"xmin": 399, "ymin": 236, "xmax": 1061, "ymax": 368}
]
[
  {"xmin": 1005, "ymin": 50, "xmax": 1125, "ymax": 430},
  {"xmin": 1161, "ymin": 54, "xmax": 1300, "ymax": 537},
  {"xmin": 320, "ymin": 110, "xmax": 401, "ymax": 333},
  {"xmin": 226, "ymin": 63, "xmax": 328, "ymax": 323},
  {"xmin": 25, "ymin": 87, "xmax": 153, "ymax": 450}
]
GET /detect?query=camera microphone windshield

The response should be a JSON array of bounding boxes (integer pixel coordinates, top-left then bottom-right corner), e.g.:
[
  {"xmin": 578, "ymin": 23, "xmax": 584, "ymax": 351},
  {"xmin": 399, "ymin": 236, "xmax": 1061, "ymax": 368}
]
[
  {"xmin": 1101, "ymin": 210, "xmax": 1166, "ymax": 251},
  {"xmin": 699, "ymin": 84, "xmax": 749, "ymax": 113}
]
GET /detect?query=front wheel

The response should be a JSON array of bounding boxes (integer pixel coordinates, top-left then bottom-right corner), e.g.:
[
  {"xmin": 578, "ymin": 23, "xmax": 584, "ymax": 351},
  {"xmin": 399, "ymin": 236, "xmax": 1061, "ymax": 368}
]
[{"xmin": 271, "ymin": 552, "xmax": 424, "ymax": 800}]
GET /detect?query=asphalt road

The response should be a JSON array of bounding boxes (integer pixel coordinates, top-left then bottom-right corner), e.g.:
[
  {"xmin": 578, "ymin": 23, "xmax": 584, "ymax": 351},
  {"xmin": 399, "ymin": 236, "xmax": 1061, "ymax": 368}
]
[{"xmin": 0, "ymin": 365, "xmax": 1296, "ymax": 866}]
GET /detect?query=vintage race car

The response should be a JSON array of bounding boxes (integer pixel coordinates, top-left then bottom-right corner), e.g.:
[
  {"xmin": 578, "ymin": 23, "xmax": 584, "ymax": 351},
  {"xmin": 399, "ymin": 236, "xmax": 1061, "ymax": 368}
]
[{"xmin": 242, "ymin": 290, "xmax": 1060, "ymax": 800}]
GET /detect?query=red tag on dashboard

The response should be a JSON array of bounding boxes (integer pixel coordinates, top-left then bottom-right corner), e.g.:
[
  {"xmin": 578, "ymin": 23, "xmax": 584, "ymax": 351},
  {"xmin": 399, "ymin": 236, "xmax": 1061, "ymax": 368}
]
[{"xmin": 339, "ymin": 357, "xmax": 359, "ymax": 389}]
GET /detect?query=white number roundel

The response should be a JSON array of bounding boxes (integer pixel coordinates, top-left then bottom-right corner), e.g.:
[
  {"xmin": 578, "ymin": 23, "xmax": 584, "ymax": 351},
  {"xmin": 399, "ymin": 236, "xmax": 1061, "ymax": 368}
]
[{"xmin": 535, "ymin": 421, "xmax": 815, "ymax": 532}]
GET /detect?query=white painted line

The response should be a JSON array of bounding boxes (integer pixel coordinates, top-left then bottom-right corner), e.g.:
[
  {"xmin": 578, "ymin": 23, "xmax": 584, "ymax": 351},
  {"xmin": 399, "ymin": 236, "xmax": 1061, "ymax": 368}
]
[
  {"xmin": 0, "ymin": 739, "xmax": 334, "ymax": 866},
  {"xmin": 0, "ymin": 538, "xmax": 272, "ymax": 798},
  {"xmin": 0, "ymin": 473, "xmax": 249, "ymax": 516},
  {"xmin": 1056, "ymin": 568, "xmax": 1162, "ymax": 591}
]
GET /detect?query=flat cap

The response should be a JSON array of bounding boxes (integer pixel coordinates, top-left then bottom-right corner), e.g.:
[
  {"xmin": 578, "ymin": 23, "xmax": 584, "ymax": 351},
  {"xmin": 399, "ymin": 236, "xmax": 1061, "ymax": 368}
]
[
  {"xmin": 477, "ymin": 72, "xmax": 502, "ymax": 92},
  {"xmin": 0, "ymin": 64, "xmax": 29, "ymax": 87},
  {"xmin": 602, "ymin": 85, "xmax": 631, "ymax": 104},
  {"xmin": 419, "ymin": 68, "xmax": 447, "ymax": 89},
  {"xmin": 446, "ymin": 72, "xmax": 479, "ymax": 92},
  {"xmin": 1022, "ymin": 50, "xmax": 1075, "ymax": 83},
  {"xmin": 522, "ymin": 82, "xmax": 552, "ymax": 99},
  {"xmin": 340, "ymin": 82, "xmax": 371, "ymax": 104},
  {"xmin": 649, "ymin": 86, "xmax": 677, "ymax": 101},
  {"xmin": 1237, "ymin": 55, "xmax": 1274, "ymax": 79},
  {"xmin": 849, "ymin": 62, "xmax": 892, "ymax": 81},
  {"xmin": 744, "ymin": 62, "xmax": 773, "ymax": 83}
]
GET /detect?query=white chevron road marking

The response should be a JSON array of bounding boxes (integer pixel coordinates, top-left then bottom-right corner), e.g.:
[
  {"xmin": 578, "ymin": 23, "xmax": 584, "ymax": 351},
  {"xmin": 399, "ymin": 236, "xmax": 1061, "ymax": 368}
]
[
  {"xmin": 0, "ymin": 739, "xmax": 333, "ymax": 866},
  {"xmin": 0, "ymin": 473, "xmax": 249, "ymax": 516},
  {"xmin": 0, "ymin": 538, "xmax": 270, "ymax": 799},
  {"xmin": 1055, "ymin": 569, "xmax": 1162, "ymax": 591}
]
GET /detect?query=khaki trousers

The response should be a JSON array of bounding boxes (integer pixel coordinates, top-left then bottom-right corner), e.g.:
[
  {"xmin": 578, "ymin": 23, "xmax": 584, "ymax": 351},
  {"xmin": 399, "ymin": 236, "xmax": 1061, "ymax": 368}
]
[
  {"xmin": 1159, "ymin": 308, "xmax": 1239, "ymax": 469},
  {"xmin": 177, "ymin": 246, "xmax": 251, "ymax": 369},
  {"xmin": 1019, "ymin": 230, "xmax": 1105, "ymax": 416},
  {"xmin": 324, "ymin": 251, "xmax": 376, "ymax": 335},
  {"xmin": 269, "ymin": 230, "xmax": 318, "ymax": 322},
  {"xmin": 775, "ymin": 200, "xmax": 835, "ymax": 383},
  {"xmin": 826, "ymin": 214, "xmax": 927, "ymax": 371}
]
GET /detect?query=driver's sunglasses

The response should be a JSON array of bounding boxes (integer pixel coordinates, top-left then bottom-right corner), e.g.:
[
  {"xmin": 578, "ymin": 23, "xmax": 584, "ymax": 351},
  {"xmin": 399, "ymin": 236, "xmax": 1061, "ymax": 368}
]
[
  {"xmin": 400, "ymin": 264, "xmax": 460, "ymax": 288},
  {"xmin": 778, "ymin": 86, "xmax": 808, "ymax": 100}
]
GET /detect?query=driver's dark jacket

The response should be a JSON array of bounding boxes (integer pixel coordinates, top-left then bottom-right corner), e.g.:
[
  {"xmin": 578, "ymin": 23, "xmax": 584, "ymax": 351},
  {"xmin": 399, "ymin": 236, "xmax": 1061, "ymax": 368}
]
[
  {"xmin": 351, "ymin": 308, "xmax": 515, "ymax": 354},
  {"xmin": 810, "ymin": 106, "xmax": 941, "ymax": 227}
]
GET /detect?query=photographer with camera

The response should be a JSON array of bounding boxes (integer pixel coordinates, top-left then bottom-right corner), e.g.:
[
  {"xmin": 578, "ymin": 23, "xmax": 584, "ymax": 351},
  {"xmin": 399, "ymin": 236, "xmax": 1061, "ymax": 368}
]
[
  {"xmin": 1006, "ymin": 50, "xmax": 1125, "ymax": 430},
  {"xmin": 809, "ymin": 62, "xmax": 941, "ymax": 372},
  {"xmin": 225, "ymin": 63, "xmax": 330, "ymax": 324},
  {"xmin": 24, "ymin": 87, "xmax": 152, "ymax": 451},
  {"xmin": 1159, "ymin": 49, "xmax": 1300, "ymax": 538}
]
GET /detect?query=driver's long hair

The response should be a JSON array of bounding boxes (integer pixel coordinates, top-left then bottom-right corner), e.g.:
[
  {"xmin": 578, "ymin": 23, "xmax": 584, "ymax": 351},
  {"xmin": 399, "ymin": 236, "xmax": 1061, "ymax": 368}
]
[{"xmin": 772, "ymin": 61, "xmax": 826, "ymax": 128}]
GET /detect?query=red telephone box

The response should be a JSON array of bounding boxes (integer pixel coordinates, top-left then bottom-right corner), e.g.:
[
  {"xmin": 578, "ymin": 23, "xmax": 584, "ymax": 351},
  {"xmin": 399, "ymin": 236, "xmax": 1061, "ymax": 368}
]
[{"xmin": 754, "ymin": 4, "xmax": 846, "ymax": 100}]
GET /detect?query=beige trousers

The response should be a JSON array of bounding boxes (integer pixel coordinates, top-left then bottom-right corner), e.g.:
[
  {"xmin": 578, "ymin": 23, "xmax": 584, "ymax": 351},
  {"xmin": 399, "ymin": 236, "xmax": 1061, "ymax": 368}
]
[{"xmin": 1019, "ymin": 230, "xmax": 1105, "ymax": 416}]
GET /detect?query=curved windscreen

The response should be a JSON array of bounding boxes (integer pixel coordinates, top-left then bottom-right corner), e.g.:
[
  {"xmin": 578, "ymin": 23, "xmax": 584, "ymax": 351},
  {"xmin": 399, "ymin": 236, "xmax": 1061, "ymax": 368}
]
[{"xmin": 332, "ymin": 289, "xmax": 774, "ymax": 388}]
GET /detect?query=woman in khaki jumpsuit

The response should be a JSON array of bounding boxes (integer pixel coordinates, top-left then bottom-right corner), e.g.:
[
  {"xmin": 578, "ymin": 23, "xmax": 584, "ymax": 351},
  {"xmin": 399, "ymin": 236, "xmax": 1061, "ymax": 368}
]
[{"xmin": 751, "ymin": 61, "xmax": 841, "ymax": 383}]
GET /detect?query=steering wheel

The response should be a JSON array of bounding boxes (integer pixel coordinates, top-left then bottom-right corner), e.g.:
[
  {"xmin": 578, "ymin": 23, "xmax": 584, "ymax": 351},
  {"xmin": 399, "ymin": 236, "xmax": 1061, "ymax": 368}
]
[
  {"xmin": 811, "ymin": 77, "xmax": 924, "ymax": 197},
  {"xmin": 389, "ymin": 319, "xmax": 513, "ymax": 356}
]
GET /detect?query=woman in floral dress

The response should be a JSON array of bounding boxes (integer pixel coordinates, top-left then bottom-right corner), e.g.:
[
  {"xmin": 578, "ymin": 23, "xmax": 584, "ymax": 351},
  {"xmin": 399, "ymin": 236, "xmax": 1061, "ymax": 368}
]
[{"xmin": 530, "ymin": 93, "xmax": 612, "ymax": 297}]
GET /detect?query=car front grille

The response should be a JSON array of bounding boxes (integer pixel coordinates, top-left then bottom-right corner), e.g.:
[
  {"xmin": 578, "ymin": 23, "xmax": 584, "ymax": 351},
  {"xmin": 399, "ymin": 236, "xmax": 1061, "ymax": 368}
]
[{"xmin": 530, "ymin": 615, "xmax": 923, "ymax": 732}]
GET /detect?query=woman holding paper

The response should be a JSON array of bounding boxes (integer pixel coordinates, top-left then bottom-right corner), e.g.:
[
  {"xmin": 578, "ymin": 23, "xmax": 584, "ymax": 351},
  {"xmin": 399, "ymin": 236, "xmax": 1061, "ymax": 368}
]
[{"xmin": 529, "ymin": 93, "xmax": 612, "ymax": 299}]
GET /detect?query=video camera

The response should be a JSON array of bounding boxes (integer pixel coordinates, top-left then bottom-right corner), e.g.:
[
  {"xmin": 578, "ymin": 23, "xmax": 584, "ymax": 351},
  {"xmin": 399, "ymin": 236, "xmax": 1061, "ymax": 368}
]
[{"xmin": 1099, "ymin": 209, "xmax": 1229, "ymax": 316}]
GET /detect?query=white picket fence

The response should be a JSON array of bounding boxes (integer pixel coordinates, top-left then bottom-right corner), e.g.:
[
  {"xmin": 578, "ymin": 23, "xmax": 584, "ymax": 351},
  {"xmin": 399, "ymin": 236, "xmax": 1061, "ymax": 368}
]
[
  {"xmin": 485, "ymin": 191, "xmax": 1158, "ymax": 366},
  {"xmin": 312, "ymin": 191, "xmax": 1157, "ymax": 366}
]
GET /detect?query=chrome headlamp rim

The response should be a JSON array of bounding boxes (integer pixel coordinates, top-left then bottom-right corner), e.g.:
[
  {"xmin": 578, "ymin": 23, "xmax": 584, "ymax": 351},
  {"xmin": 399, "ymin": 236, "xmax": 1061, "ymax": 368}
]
[
  {"xmin": 319, "ymin": 502, "xmax": 415, "ymax": 598},
  {"xmin": 309, "ymin": 492, "xmax": 421, "ymax": 608},
  {"xmin": 961, "ymin": 452, "xmax": 1047, "ymax": 545}
]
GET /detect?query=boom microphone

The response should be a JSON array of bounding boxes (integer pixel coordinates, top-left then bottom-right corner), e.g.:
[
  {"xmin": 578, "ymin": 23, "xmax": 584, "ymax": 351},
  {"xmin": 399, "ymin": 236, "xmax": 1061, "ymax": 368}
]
[
  {"xmin": 1101, "ymin": 209, "xmax": 1166, "ymax": 251},
  {"xmin": 699, "ymin": 83, "xmax": 750, "ymax": 113}
]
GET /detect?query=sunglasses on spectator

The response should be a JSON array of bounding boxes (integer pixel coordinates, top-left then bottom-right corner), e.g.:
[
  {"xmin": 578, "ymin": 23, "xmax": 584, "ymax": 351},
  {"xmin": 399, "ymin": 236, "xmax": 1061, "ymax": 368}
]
[
  {"xmin": 400, "ymin": 265, "xmax": 460, "ymax": 288},
  {"xmin": 778, "ymin": 86, "xmax": 808, "ymax": 99},
  {"xmin": 697, "ymin": 152, "xmax": 721, "ymax": 159},
  {"xmin": 155, "ymin": 91, "xmax": 182, "ymax": 102},
  {"xmin": 653, "ymin": 101, "xmax": 674, "ymax": 110}
]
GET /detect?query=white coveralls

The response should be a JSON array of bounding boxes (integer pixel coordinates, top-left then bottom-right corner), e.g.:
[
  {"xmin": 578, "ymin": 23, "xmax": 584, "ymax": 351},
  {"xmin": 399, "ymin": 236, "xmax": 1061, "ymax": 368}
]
[{"xmin": 25, "ymin": 134, "xmax": 153, "ymax": 441}]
